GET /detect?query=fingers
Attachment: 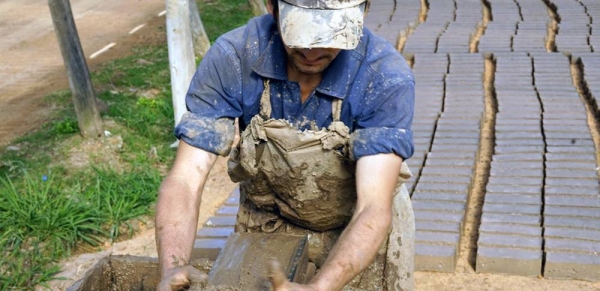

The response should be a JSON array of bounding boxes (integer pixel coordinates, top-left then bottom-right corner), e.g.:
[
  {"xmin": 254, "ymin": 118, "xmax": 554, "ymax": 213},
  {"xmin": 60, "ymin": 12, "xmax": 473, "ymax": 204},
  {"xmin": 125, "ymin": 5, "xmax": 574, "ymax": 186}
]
[
  {"xmin": 183, "ymin": 265, "xmax": 208, "ymax": 282},
  {"xmin": 269, "ymin": 260, "xmax": 289, "ymax": 289}
]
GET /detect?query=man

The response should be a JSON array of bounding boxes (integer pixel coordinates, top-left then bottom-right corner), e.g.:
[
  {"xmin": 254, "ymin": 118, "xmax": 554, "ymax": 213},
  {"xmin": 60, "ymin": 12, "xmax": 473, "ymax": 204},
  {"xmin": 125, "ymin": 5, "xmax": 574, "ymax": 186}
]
[{"xmin": 156, "ymin": 0, "xmax": 415, "ymax": 290}]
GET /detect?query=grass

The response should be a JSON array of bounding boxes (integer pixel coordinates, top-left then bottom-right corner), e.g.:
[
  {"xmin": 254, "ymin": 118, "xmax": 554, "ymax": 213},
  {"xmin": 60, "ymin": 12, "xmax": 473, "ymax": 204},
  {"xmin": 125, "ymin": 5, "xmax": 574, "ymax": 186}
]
[{"xmin": 0, "ymin": 0, "xmax": 253, "ymax": 288}]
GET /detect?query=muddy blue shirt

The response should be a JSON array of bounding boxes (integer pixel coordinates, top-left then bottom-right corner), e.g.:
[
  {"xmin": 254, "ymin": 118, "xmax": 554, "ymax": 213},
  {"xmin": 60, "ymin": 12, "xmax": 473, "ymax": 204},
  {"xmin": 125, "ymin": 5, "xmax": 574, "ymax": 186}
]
[{"xmin": 175, "ymin": 15, "xmax": 414, "ymax": 160}]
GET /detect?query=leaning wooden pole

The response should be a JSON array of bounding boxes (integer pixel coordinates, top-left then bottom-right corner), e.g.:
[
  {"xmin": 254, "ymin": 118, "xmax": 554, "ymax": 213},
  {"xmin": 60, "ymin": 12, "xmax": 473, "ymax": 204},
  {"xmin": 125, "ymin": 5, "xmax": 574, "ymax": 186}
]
[
  {"xmin": 166, "ymin": 0, "xmax": 196, "ymax": 128},
  {"xmin": 48, "ymin": 0, "xmax": 103, "ymax": 138},
  {"xmin": 189, "ymin": 0, "xmax": 211, "ymax": 58}
]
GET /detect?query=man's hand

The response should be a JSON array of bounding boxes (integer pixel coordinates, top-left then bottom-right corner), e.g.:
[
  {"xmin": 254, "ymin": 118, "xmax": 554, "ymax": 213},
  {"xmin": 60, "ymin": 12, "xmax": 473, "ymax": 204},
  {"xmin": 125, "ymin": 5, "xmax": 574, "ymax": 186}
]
[
  {"xmin": 157, "ymin": 265, "xmax": 208, "ymax": 291},
  {"xmin": 269, "ymin": 260, "xmax": 319, "ymax": 291}
]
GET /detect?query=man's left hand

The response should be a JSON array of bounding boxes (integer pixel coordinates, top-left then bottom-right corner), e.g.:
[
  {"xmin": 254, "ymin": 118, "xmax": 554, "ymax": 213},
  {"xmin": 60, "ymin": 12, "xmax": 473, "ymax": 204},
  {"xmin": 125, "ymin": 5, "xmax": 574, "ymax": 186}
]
[{"xmin": 269, "ymin": 260, "xmax": 319, "ymax": 291}]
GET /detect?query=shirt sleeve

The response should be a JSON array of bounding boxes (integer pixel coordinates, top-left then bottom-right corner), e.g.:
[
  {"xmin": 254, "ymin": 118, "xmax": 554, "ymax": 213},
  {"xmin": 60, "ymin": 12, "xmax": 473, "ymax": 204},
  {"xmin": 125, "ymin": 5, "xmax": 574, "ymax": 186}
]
[
  {"xmin": 174, "ymin": 39, "xmax": 243, "ymax": 156},
  {"xmin": 349, "ymin": 78, "xmax": 415, "ymax": 161}
]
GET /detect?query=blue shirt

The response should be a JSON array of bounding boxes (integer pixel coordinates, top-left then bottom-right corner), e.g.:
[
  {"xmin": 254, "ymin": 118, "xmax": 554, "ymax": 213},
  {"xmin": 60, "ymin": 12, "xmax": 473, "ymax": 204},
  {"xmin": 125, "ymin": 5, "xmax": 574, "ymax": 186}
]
[{"xmin": 175, "ymin": 15, "xmax": 415, "ymax": 161}]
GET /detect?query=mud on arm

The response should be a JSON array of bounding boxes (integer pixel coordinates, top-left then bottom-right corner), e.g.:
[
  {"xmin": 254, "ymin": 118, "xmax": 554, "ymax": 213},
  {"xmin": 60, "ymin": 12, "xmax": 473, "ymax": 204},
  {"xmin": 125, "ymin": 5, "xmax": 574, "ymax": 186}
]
[
  {"xmin": 155, "ymin": 141, "xmax": 218, "ymax": 279},
  {"xmin": 308, "ymin": 153, "xmax": 402, "ymax": 290}
]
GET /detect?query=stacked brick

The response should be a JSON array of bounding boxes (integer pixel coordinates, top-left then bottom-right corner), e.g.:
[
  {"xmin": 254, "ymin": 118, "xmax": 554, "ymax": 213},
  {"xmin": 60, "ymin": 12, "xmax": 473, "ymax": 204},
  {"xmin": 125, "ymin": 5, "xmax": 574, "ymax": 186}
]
[
  {"xmin": 580, "ymin": 54, "xmax": 600, "ymax": 112},
  {"xmin": 437, "ymin": 0, "xmax": 483, "ymax": 53},
  {"xmin": 412, "ymin": 53, "xmax": 484, "ymax": 272},
  {"xmin": 406, "ymin": 53, "xmax": 449, "ymax": 192},
  {"xmin": 478, "ymin": 0, "xmax": 522, "ymax": 53},
  {"xmin": 192, "ymin": 189, "xmax": 239, "ymax": 261},
  {"xmin": 511, "ymin": 0, "xmax": 550, "ymax": 52},
  {"xmin": 403, "ymin": 0, "xmax": 456, "ymax": 53},
  {"xmin": 365, "ymin": 0, "xmax": 421, "ymax": 46},
  {"xmin": 531, "ymin": 53, "xmax": 600, "ymax": 281},
  {"xmin": 552, "ymin": 0, "xmax": 592, "ymax": 52},
  {"xmin": 476, "ymin": 53, "xmax": 544, "ymax": 277},
  {"xmin": 580, "ymin": 0, "xmax": 600, "ymax": 51}
]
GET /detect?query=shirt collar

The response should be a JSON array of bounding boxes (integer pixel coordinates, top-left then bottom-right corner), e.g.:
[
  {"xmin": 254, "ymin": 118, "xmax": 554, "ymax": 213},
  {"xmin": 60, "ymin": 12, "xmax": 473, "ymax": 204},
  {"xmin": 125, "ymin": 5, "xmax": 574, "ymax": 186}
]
[{"xmin": 252, "ymin": 27, "xmax": 364, "ymax": 100}]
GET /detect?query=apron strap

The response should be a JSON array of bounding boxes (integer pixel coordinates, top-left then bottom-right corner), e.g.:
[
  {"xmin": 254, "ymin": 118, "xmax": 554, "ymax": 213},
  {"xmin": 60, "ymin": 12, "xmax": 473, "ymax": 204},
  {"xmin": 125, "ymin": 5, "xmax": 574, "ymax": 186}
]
[
  {"xmin": 332, "ymin": 98, "xmax": 342, "ymax": 122},
  {"xmin": 259, "ymin": 79, "xmax": 272, "ymax": 119}
]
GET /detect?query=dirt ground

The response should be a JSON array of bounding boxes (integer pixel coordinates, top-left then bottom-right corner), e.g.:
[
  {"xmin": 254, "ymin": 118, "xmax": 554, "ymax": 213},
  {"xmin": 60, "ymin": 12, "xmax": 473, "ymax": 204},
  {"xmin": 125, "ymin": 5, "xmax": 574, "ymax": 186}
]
[{"xmin": 3, "ymin": 4, "xmax": 597, "ymax": 291}]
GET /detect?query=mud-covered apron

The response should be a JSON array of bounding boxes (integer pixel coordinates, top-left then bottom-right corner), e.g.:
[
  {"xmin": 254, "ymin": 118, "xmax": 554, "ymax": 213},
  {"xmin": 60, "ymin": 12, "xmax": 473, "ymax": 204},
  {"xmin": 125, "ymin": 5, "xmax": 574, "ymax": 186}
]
[{"xmin": 228, "ymin": 80, "xmax": 414, "ymax": 290}]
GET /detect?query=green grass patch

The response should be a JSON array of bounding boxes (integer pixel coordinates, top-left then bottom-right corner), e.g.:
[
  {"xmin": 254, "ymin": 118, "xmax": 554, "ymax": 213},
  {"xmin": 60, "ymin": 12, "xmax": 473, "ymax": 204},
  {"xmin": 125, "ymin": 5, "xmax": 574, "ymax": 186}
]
[{"xmin": 0, "ymin": 0, "xmax": 253, "ymax": 288}]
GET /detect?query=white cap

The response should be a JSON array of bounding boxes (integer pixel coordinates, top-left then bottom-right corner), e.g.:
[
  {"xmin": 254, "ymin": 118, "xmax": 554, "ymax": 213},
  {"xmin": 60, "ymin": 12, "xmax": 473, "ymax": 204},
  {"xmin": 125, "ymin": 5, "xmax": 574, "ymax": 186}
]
[{"xmin": 278, "ymin": 0, "xmax": 366, "ymax": 50}]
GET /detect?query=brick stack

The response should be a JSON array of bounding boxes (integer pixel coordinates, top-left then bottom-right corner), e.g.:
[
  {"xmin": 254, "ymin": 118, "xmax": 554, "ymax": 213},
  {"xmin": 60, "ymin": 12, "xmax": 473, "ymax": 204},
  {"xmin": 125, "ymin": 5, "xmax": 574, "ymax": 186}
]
[
  {"xmin": 437, "ymin": 0, "xmax": 483, "ymax": 53},
  {"xmin": 512, "ymin": 0, "xmax": 550, "ymax": 52},
  {"xmin": 552, "ymin": 0, "xmax": 592, "ymax": 53},
  {"xmin": 478, "ymin": 0, "xmax": 521, "ymax": 53},
  {"xmin": 412, "ymin": 53, "xmax": 484, "ymax": 272},
  {"xmin": 531, "ymin": 53, "xmax": 600, "ymax": 281},
  {"xmin": 403, "ymin": 0, "xmax": 456, "ymax": 53},
  {"xmin": 580, "ymin": 54, "xmax": 600, "ymax": 112},
  {"xmin": 581, "ymin": 0, "xmax": 600, "ymax": 51},
  {"xmin": 476, "ymin": 53, "xmax": 544, "ymax": 277},
  {"xmin": 406, "ymin": 53, "xmax": 449, "ymax": 192},
  {"xmin": 192, "ymin": 189, "xmax": 239, "ymax": 261}
]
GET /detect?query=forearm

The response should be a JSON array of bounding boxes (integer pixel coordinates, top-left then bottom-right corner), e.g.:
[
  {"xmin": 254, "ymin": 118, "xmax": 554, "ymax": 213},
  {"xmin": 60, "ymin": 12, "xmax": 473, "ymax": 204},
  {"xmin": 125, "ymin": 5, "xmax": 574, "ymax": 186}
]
[
  {"xmin": 156, "ymin": 176, "xmax": 202, "ymax": 276},
  {"xmin": 155, "ymin": 142, "xmax": 218, "ymax": 277},
  {"xmin": 310, "ymin": 206, "xmax": 391, "ymax": 290}
]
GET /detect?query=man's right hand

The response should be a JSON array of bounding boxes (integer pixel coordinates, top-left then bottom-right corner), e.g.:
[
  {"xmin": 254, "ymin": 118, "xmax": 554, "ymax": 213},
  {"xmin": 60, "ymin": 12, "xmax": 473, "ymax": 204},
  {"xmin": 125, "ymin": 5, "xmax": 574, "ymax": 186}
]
[{"xmin": 157, "ymin": 265, "xmax": 208, "ymax": 291}]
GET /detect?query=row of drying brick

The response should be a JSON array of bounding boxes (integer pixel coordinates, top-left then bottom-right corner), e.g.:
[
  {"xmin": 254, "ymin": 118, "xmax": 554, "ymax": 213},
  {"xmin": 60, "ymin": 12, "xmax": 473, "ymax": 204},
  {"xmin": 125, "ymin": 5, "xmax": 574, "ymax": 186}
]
[
  {"xmin": 364, "ymin": 0, "xmax": 421, "ymax": 46},
  {"xmin": 476, "ymin": 52, "xmax": 600, "ymax": 280},
  {"xmin": 579, "ymin": 54, "xmax": 600, "ymax": 117},
  {"xmin": 409, "ymin": 53, "xmax": 486, "ymax": 272}
]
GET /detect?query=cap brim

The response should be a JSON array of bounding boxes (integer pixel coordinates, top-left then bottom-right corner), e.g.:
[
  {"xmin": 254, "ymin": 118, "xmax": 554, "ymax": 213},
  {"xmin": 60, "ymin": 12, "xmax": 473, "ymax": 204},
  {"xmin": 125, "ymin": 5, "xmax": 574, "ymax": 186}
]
[{"xmin": 279, "ymin": 0, "xmax": 365, "ymax": 50}]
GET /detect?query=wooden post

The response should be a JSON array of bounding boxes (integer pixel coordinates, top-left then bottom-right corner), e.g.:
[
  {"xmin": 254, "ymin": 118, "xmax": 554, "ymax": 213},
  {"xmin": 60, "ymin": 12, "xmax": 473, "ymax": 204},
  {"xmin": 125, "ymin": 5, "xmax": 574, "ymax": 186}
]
[
  {"xmin": 48, "ymin": 0, "xmax": 103, "ymax": 138},
  {"xmin": 166, "ymin": 0, "xmax": 197, "ymax": 127},
  {"xmin": 248, "ymin": 0, "xmax": 268, "ymax": 16},
  {"xmin": 189, "ymin": 0, "xmax": 211, "ymax": 58}
]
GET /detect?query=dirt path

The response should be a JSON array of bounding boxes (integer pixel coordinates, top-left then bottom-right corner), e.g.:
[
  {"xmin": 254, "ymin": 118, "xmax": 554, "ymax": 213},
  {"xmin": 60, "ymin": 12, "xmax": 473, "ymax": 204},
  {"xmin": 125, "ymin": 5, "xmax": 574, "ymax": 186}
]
[{"xmin": 0, "ymin": 0, "xmax": 165, "ymax": 146}]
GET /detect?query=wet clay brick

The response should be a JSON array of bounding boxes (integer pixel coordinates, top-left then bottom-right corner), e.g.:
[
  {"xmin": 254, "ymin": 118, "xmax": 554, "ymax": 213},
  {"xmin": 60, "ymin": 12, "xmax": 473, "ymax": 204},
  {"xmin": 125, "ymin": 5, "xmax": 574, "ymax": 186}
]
[
  {"xmin": 417, "ymin": 174, "xmax": 473, "ymax": 184},
  {"xmin": 544, "ymin": 205, "xmax": 600, "ymax": 219},
  {"xmin": 420, "ymin": 165, "xmax": 475, "ymax": 176},
  {"xmin": 545, "ymin": 138, "xmax": 594, "ymax": 147},
  {"xmin": 545, "ymin": 196, "xmax": 600, "ymax": 208},
  {"xmin": 546, "ymin": 146, "xmax": 596, "ymax": 154},
  {"xmin": 545, "ymin": 238, "xmax": 600, "ymax": 254},
  {"xmin": 482, "ymin": 203, "xmax": 541, "ymax": 215},
  {"xmin": 495, "ymin": 132, "xmax": 543, "ymax": 139},
  {"xmin": 196, "ymin": 227, "xmax": 234, "ymax": 239},
  {"xmin": 478, "ymin": 233, "xmax": 542, "ymax": 250},
  {"xmin": 546, "ymin": 168, "xmax": 599, "ymax": 179},
  {"xmin": 205, "ymin": 216, "xmax": 236, "ymax": 227},
  {"xmin": 544, "ymin": 252, "xmax": 600, "ymax": 281},
  {"xmin": 415, "ymin": 244, "xmax": 457, "ymax": 273},
  {"xmin": 495, "ymin": 138, "xmax": 544, "ymax": 146},
  {"xmin": 491, "ymin": 161, "xmax": 543, "ymax": 169},
  {"xmin": 415, "ymin": 182, "xmax": 470, "ymax": 193},
  {"xmin": 412, "ymin": 200, "xmax": 465, "ymax": 213},
  {"xmin": 416, "ymin": 230, "xmax": 460, "ymax": 246},
  {"xmin": 431, "ymin": 144, "xmax": 479, "ymax": 152},
  {"xmin": 476, "ymin": 246, "xmax": 542, "ymax": 277},
  {"xmin": 425, "ymin": 158, "xmax": 475, "ymax": 167},
  {"xmin": 192, "ymin": 238, "xmax": 227, "ymax": 261},
  {"xmin": 225, "ymin": 196, "xmax": 240, "ymax": 206},
  {"xmin": 492, "ymin": 153, "xmax": 544, "ymax": 162},
  {"xmin": 415, "ymin": 221, "xmax": 461, "ymax": 233},
  {"xmin": 544, "ymin": 227, "xmax": 600, "ymax": 242},
  {"xmin": 488, "ymin": 177, "xmax": 542, "ymax": 186},
  {"xmin": 494, "ymin": 145, "xmax": 544, "ymax": 154},
  {"xmin": 544, "ymin": 217, "xmax": 600, "ymax": 230},
  {"xmin": 216, "ymin": 206, "xmax": 239, "ymax": 216},
  {"xmin": 414, "ymin": 210, "xmax": 464, "ymax": 224},
  {"xmin": 481, "ymin": 213, "xmax": 541, "ymax": 226},
  {"xmin": 486, "ymin": 185, "xmax": 541, "ymax": 195},
  {"xmin": 546, "ymin": 153, "xmax": 597, "ymax": 162},
  {"xmin": 490, "ymin": 167, "xmax": 544, "ymax": 178},
  {"xmin": 545, "ymin": 177, "xmax": 600, "ymax": 188},
  {"xmin": 545, "ymin": 185, "xmax": 600, "ymax": 196},
  {"xmin": 546, "ymin": 160, "xmax": 597, "ymax": 171},
  {"xmin": 412, "ymin": 191, "xmax": 468, "ymax": 203},
  {"xmin": 427, "ymin": 151, "xmax": 476, "ymax": 159},
  {"xmin": 479, "ymin": 222, "xmax": 542, "ymax": 237},
  {"xmin": 484, "ymin": 193, "xmax": 542, "ymax": 205},
  {"xmin": 432, "ymin": 137, "xmax": 480, "ymax": 145}
]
